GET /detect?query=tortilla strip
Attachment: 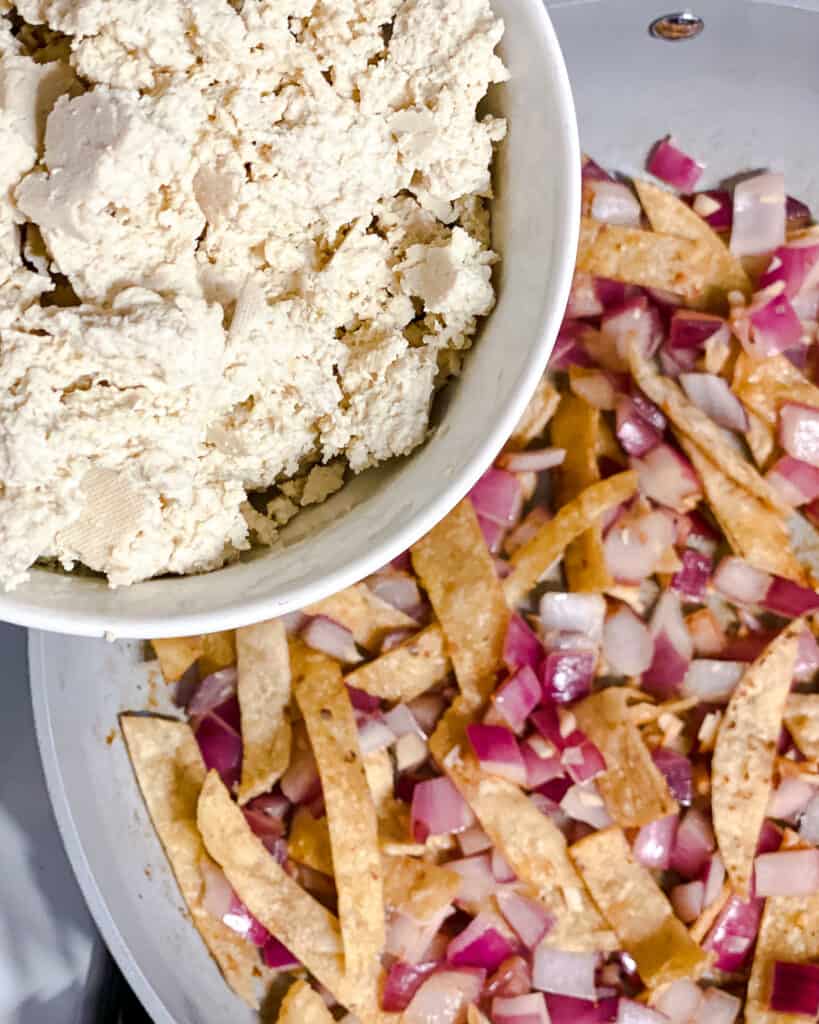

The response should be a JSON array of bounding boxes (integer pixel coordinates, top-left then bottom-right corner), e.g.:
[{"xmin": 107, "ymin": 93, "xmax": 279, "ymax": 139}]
[
  {"xmin": 712, "ymin": 620, "xmax": 802, "ymax": 898},
  {"xmin": 573, "ymin": 688, "xmax": 677, "ymax": 827},
  {"xmin": 633, "ymin": 179, "xmax": 750, "ymax": 310},
  {"xmin": 412, "ymin": 499, "xmax": 509, "ymax": 712},
  {"xmin": 550, "ymin": 393, "xmax": 611, "ymax": 592},
  {"xmin": 630, "ymin": 345, "xmax": 787, "ymax": 514},
  {"xmin": 200, "ymin": 630, "xmax": 237, "ymax": 675},
  {"xmin": 504, "ymin": 471, "xmax": 639, "ymax": 606},
  {"xmin": 305, "ymin": 583, "xmax": 416, "ymax": 652},
  {"xmin": 276, "ymin": 980, "xmax": 335, "ymax": 1024},
  {"xmin": 345, "ymin": 622, "xmax": 451, "ymax": 702},
  {"xmin": 677, "ymin": 436, "xmax": 807, "ymax": 583},
  {"xmin": 289, "ymin": 808, "xmax": 333, "ymax": 875},
  {"xmin": 570, "ymin": 827, "xmax": 707, "ymax": 987},
  {"xmin": 383, "ymin": 855, "xmax": 461, "ymax": 922},
  {"xmin": 746, "ymin": 409, "xmax": 775, "ymax": 471},
  {"xmin": 746, "ymin": 886, "xmax": 819, "ymax": 1024},
  {"xmin": 508, "ymin": 375, "xmax": 560, "ymax": 449},
  {"xmin": 120, "ymin": 716, "xmax": 262, "ymax": 1008},
  {"xmin": 733, "ymin": 351, "xmax": 819, "ymax": 429},
  {"xmin": 292, "ymin": 642, "xmax": 384, "ymax": 996},
  {"xmin": 577, "ymin": 217, "xmax": 716, "ymax": 300},
  {"xmin": 785, "ymin": 693, "xmax": 819, "ymax": 759},
  {"xmin": 151, "ymin": 636, "xmax": 204, "ymax": 682},
  {"xmin": 236, "ymin": 619, "xmax": 292, "ymax": 805}
]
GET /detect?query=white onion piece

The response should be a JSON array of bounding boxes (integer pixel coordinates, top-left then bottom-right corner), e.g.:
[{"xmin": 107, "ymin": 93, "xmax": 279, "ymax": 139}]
[
  {"xmin": 357, "ymin": 715, "xmax": 396, "ymax": 754},
  {"xmin": 694, "ymin": 988, "xmax": 741, "ymax": 1024},
  {"xmin": 368, "ymin": 573, "xmax": 423, "ymax": 616},
  {"xmin": 780, "ymin": 403, "xmax": 819, "ymax": 468},
  {"xmin": 385, "ymin": 905, "xmax": 453, "ymax": 963},
  {"xmin": 603, "ymin": 604, "xmax": 654, "ymax": 676},
  {"xmin": 671, "ymin": 880, "xmax": 705, "ymax": 923},
  {"xmin": 730, "ymin": 172, "xmax": 785, "ymax": 256},
  {"xmin": 702, "ymin": 853, "xmax": 726, "ymax": 908},
  {"xmin": 587, "ymin": 179, "xmax": 643, "ymax": 226},
  {"xmin": 540, "ymin": 592, "xmax": 606, "ymax": 644},
  {"xmin": 302, "ymin": 615, "xmax": 362, "ymax": 664},
  {"xmin": 754, "ymin": 849, "xmax": 819, "ymax": 897},
  {"xmin": 532, "ymin": 947, "xmax": 599, "ymax": 1000},
  {"xmin": 713, "ymin": 557, "xmax": 771, "ymax": 605},
  {"xmin": 800, "ymin": 794, "xmax": 819, "ymax": 844},
  {"xmin": 679, "ymin": 373, "xmax": 749, "ymax": 433},
  {"xmin": 604, "ymin": 509, "xmax": 675, "ymax": 582},
  {"xmin": 681, "ymin": 660, "xmax": 744, "ymax": 703},
  {"xmin": 654, "ymin": 979, "xmax": 704, "ymax": 1024},
  {"xmin": 384, "ymin": 703, "xmax": 424, "ymax": 738},
  {"xmin": 448, "ymin": 854, "xmax": 498, "ymax": 906},
  {"xmin": 403, "ymin": 968, "xmax": 484, "ymax": 1024},
  {"xmin": 458, "ymin": 826, "xmax": 493, "ymax": 856},
  {"xmin": 492, "ymin": 994, "xmax": 549, "ymax": 1024},
  {"xmin": 767, "ymin": 777, "xmax": 816, "ymax": 823},
  {"xmin": 618, "ymin": 998, "xmax": 670, "ymax": 1024},
  {"xmin": 650, "ymin": 591, "xmax": 693, "ymax": 660},
  {"xmin": 560, "ymin": 782, "xmax": 612, "ymax": 829},
  {"xmin": 496, "ymin": 888, "xmax": 553, "ymax": 949},
  {"xmin": 200, "ymin": 859, "xmax": 234, "ymax": 921},
  {"xmin": 632, "ymin": 443, "xmax": 702, "ymax": 513}
]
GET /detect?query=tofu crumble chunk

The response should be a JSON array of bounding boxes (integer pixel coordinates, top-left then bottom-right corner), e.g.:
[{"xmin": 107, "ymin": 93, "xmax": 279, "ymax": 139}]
[{"xmin": 0, "ymin": 0, "xmax": 508, "ymax": 588}]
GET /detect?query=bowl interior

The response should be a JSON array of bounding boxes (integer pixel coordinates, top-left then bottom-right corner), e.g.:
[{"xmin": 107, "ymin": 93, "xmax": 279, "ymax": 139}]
[{"xmin": 0, "ymin": 0, "xmax": 579, "ymax": 639}]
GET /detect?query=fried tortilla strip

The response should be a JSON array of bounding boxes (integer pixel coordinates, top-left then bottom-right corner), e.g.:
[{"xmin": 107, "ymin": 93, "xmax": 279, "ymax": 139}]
[
  {"xmin": 120, "ymin": 716, "xmax": 262, "ymax": 1008},
  {"xmin": 577, "ymin": 217, "xmax": 716, "ymax": 300},
  {"xmin": 412, "ymin": 499, "xmax": 509, "ymax": 711},
  {"xmin": 305, "ymin": 583, "xmax": 416, "ymax": 652},
  {"xmin": 733, "ymin": 351, "xmax": 819, "ymax": 429},
  {"xmin": 785, "ymin": 693, "xmax": 819, "ymax": 760},
  {"xmin": 151, "ymin": 636, "xmax": 203, "ymax": 682},
  {"xmin": 292, "ymin": 643, "xmax": 384, "ymax": 997},
  {"xmin": 574, "ymin": 688, "xmax": 677, "ymax": 827},
  {"xmin": 383, "ymin": 855, "xmax": 461, "ymax": 922},
  {"xmin": 289, "ymin": 807, "xmax": 333, "ymax": 875},
  {"xmin": 712, "ymin": 620, "xmax": 802, "ymax": 898},
  {"xmin": 746, "ymin": 409, "xmax": 776, "ymax": 470},
  {"xmin": 551, "ymin": 393, "xmax": 610, "ymax": 592},
  {"xmin": 504, "ymin": 471, "xmax": 639, "ymax": 606},
  {"xmin": 345, "ymin": 622, "xmax": 451, "ymax": 702},
  {"xmin": 363, "ymin": 748, "xmax": 408, "ymax": 844},
  {"xmin": 236, "ymin": 619, "xmax": 291, "ymax": 805},
  {"xmin": 633, "ymin": 179, "xmax": 751, "ymax": 310},
  {"xmin": 677, "ymin": 436, "xmax": 807, "ymax": 583},
  {"xmin": 630, "ymin": 345, "xmax": 787, "ymax": 513},
  {"xmin": 277, "ymin": 980, "xmax": 335, "ymax": 1024},
  {"xmin": 200, "ymin": 630, "xmax": 237, "ymax": 675},
  {"xmin": 508, "ymin": 375, "xmax": 561, "ymax": 449},
  {"xmin": 746, "ymin": 885, "xmax": 819, "ymax": 1023},
  {"xmin": 571, "ymin": 827, "xmax": 707, "ymax": 987}
]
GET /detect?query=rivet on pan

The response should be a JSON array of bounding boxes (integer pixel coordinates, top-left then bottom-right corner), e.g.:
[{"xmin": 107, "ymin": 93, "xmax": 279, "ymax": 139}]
[{"xmin": 649, "ymin": 12, "xmax": 704, "ymax": 41}]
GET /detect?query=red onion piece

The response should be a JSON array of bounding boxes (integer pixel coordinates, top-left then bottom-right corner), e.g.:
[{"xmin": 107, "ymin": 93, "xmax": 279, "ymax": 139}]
[
  {"xmin": 467, "ymin": 723, "xmax": 527, "ymax": 786},
  {"xmin": 541, "ymin": 649, "xmax": 595, "ymax": 705},
  {"xmin": 493, "ymin": 666, "xmax": 542, "ymax": 734},
  {"xmin": 280, "ymin": 726, "xmax": 320, "ymax": 804},
  {"xmin": 704, "ymin": 895, "xmax": 763, "ymax": 973},
  {"xmin": 801, "ymin": 794, "xmax": 819, "ymax": 844},
  {"xmin": 357, "ymin": 713, "xmax": 396, "ymax": 754},
  {"xmin": 384, "ymin": 703, "xmax": 424, "ymax": 739},
  {"xmin": 671, "ymin": 549, "xmax": 712, "ymax": 601},
  {"xmin": 491, "ymin": 850, "xmax": 516, "ymax": 884},
  {"xmin": 504, "ymin": 614, "xmax": 545, "ymax": 674},
  {"xmin": 689, "ymin": 189, "xmax": 732, "ymax": 231},
  {"xmin": 760, "ymin": 239, "xmax": 819, "ymax": 297},
  {"xmin": 631, "ymin": 389, "xmax": 667, "ymax": 432},
  {"xmin": 368, "ymin": 573, "xmax": 424, "ymax": 619},
  {"xmin": 530, "ymin": 704, "xmax": 579, "ymax": 751},
  {"xmin": 562, "ymin": 738, "xmax": 607, "ymax": 785},
  {"xmin": 651, "ymin": 748, "xmax": 694, "ymax": 806},
  {"xmin": 458, "ymin": 826, "xmax": 493, "ymax": 856},
  {"xmin": 246, "ymin": 791, "xmax": 290, "ymax": 820},
  {"xmin": 446, "ymin": 913, "xmax": 515, "ymax": 971},
  {"xmin": 540, "ymin": 592, "xmax": 606, "ymax": 645},
  {"xmin": 601, "ymin": 297, "xmax": 663, "ymax": 364},
  {"xmin": 347, "ymin": 685, "xmax": 381, "ymax": 713},
  {"xmin": 195, "ymin": 713, "xmax": 242, "ymax": 791},
  {"xmin": 582, "ymin": 155, "xmax": 614, "ymax": 182},
  {"xmin": 242, "ymin": 806, "xmax": 285, "ymax": 845},
  {"xmin": 666, "ymin": 311, "xmax": 729, "ymax": 371},
  {"xmin": 571, "ymin": 369, "xmax": 619, "ymax": 411},
  {"xmin": 567, "ymin": 272, "xmax": 605, "ymax": 318},
  {"xmin": 603, "ymin": 604, "xmax": 654, "ymax": 677},
  {"xmin": 653, "ymin": 979, "xmax": 703, "ymax": 1023},
  {"xmin": 767, "ymin": 777, "xmax": 816, "ymax": 823},
  {"xmin": 485, "ymin": 955, "xmax": 533, "ymax": 1001},
  {"xmin": 381, "ymin": 960, "xmax": 437, "ymax": 1012},
  {"xmin": 770, "ymin": 962, "xmax": 819, "ymax": 1017},
  {"xmin": 498, "ymin": 448, "xmax": 566, "ymax": 473},
  {"xmin": 796, "ymin": 628, "xmax": 819, "ymax": 682},
  {"xmin": 262, "ymin": 935, "xmax": 299, "ymax": 970},
  {"xmin": 477, "ymin": 514, "xmax": 507, "ymax": 555},
  {"xmin": 615, "ymin": 395, "xmax": 662, "ymax": 457},
  {"xmin": 403, "ymin": 968, "xmax": 486, "ymax": 1024},
  {"xmin": 694, "ymin": 988, "xmax": 740, "ymax": 1024},
  {"xmin": 560, "ymin": 781, "xmax": 612, "ymax": 828},
  {"xmin": 647, "ymin": 136, "xmax": 704, "ymax": 191},
  {"xmin": 200, "ymin": 860, "xmax": 235, "ymax": 923},
  {"xmin": 766, "ymin": 455, "xmax": 819, "ymax": 507},
  {"xmin": 754, "ymin": 848, "xmax": 819, "ymax": 897},
  {"xmin": 408, "ymin": 693, "xmax": 446, "ymax": 735},
  {"xmin": 679, "ymin": 373, "xmax": 749, "ymax": 433},
  {"xmin": 448, "ymin": 854, "xmax": 498, "ymax": 907},
  {"xmin": 546, "ymin": 995, "xmax": 619, "ymax": 1024},
  {"xmin": 713, "ymin": 556, "xmax": 771, "ymax": 605},
  {"xmin": 470, "ymin": 468, "xmax": 523, "ymax": 526},
  {"xmin": 763, "ymin": 576, "xmax": 819, "ymax": 617},
  {"xmin": 604, "ymin": 508, "xmax": 675, "ymax": 583},
  {"xmin": 522, "ymin": 737, "xmax": 563, "ymax": 788},
  {"xmin": 701, "ymin": 853, "xmax": 726, "ymax": 911},
  {"xmin": 787, "ymin": 194, "xmax": 813, "ymax": 228},
  {"xmin": 496, "ymin": 889, "xmax": 554, "ymax": 949},
  {"xmin": 385, "ymin": 906, "xmax": 453, "ymax": 964},
  {"xmin": 730, "ymin": 172, "xmax": 785, "ymax": 256},
  {"xmin": 632, "ymin": 443, "xmax": 702, "ymax": 513},
  {"xmin": 411, "ymin": 777, "xmax": 475, "ymax": 842},
  {"xmin": 302, "ymin": 615, "xmax": 362, "ymax": 664},
  {"xmin": 670, "ymin": 807, "xmax": 715, "ymax": 878},
  {"xmin": 643, "ymin": 592, "xmax": 693, "ymax": 698},
  {"xmin": 670, "ymin": 880, "xmax": 704, "ymax": 924},
  {"xmin": 533, "ymin": 948, "xmax": 599, "ymax": 1001},
  {"xmin": 617, "ymin": 998, "xmax": 669, "ymax": 1024},
  {"xmin": 187, "ymin": 667, "xmax": 238, "ymax": 718},
  {"xmin": 586, "ymin": 179, "xmax": 643, "ymax": 226},
  {"xmin": 549, "ymin": 322, "xmax": 595, "ymax": 371},
  {"xmin": 493, "ymin": 993, "xmax": 550, "ymax": 1024},
  {"xmin": 633, "ymin": 814, "xmax": 678, "ymax": 870},
  {"xmin": 682, "ymin": 660, "xmax": 744, "ymax": 704},
  {"xmin": 223, "ymin": 892, "xmax": 270, "ymax": 947}
]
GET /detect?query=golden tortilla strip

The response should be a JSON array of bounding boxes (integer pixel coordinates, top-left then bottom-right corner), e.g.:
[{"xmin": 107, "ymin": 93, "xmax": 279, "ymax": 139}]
[
  {"xmin": 570, "ymin": 827, "xmax": 707, "ymax": 987},
  {"xmin": 785, "ymin": 693, "xmax": 819, "ymax": 760},
  {"xmin": 289, "ymin": 808, "xmax": 333, "ymax": 875},
  {"xmin": 120, "ymin": 716, "xmax": 262, "ymax": 1008},
  {"xmin": 383, "ymin": 855, "xmax": 461, "ymax": 922},
  {"xmin": 574, "ymin": 689, "xmax": 677, "ymax": 827},
  {"xmin": 504, "ymin": 471, "xmax": 639, "ymax": 607},
  {"xmin": 678, "ymin": 436, "xmax": 807, "ymax": 584},
  {"xmin": 630, "ymin": 345, "xmax": 787, "ymax": 514},
  {"xmin": 550, "ymin": 393, "xmax": 610, "ymax": 592},
  {"xmin": 305, "ymin": 583, "xmax": 416, "ymax": 652},
  {"xmin": 733, "ymin": 351, "xmax": 819, "ymax": 429},
  {"xmin": 508, "ymin": 375, "xmax": 561, "ymax": 449},
  {"xmin": 633, "ymin": 179, "xmax": 751, "ymax": 310},
  {"xmin": 712, "ymin": 620, "xmax": 802, "ymax": 898},
  {"xmin": 276, "ymin": 980, "xmax": 335, "ymax": 1024},
  {"xmin": 200, "ymin": 630, "xmax": 237, "ymax": 675},
  {"xmin": 236, "ymin": 619, "xmax": 292, "ymax": 805},
  {"xmin": 746, "ymin": 887, "xmax": 819, "ymax": 1024},
  {"xmin": 344, "ymin": 623, "xmax": 451, "ymax": 702},
  {"xmin": 151, "ymin": 636, "xmax": 204, "ymax": 682},
  {"xmin": 746, "ymin": 409, "xmax": 776, "ymax": 470},
  {"xmin": 292, "ymin": 643, "xmax": 384, "ymax": 996},
  {"xmin": 412, "ymin": 499, "xmax": 509, "ymax": 712},
  {"xmin": 363, "ymin": 748, "xmax": 409, "ymax": 845},
  {"xmin": 577, "ymin": 217, "xmax": 716, "ymax": 300}
]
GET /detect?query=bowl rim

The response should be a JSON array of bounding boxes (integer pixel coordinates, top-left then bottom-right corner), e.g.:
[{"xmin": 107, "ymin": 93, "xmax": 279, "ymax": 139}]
[{"xmin": 0, "ymin": 2, "xmax": 580, "ymax": 640}]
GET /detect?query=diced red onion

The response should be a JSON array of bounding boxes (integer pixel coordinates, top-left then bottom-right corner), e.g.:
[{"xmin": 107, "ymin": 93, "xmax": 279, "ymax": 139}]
[
  {"xmin": 541, "ymin": 649, "xmax": 595, "ymax": 705},
  {"xmin": 242, "ymin": 806, "xmax": 285, "ymax": 848},
  {"xmin": 560, "ymin": 782, "xmax": 612, "ymax": 829},
  {"xmin": 496, "ymin": 889, "xmax": 554, "ymax": 949},
  {"xmin": 697, "ymin": 988, "xmax": 740, "ymax": 1024},
  {"xmin": 458, "ymin": 826, "xmax": 493, "ymax": 856},
  {"xmin": 493, "ymin": 666, "xmax": 542, "ymax": 734},
  {"xmin": 582, "ymin": 155, "xmax": 614, "ymax": 182},
  {"xmin": 411, "ymin": 777, "xmax": 475, "ymax": 842},
  {"xmin": 493, "ymin": 993, "xmax": 549, "ymax": 1024},
  {"xmin": 187, "ymin": 668, "xmax": 238, "ymax": 719},
  {"xmin": 780, "ymin": 402, "xmax": 819, "ymax": 470},
  {"xmin": 223, "ymin": 892, "xmax": 270, "ymax": 947},
  {"xmin": 631, "ymin": 389, "xmax": 667, "ymax": 432},
  {"xmin": 381, "ymin": 960, "xmax": 438, "ymax": 1012},
  {"xmin": 670, "ymin": 880, "xmax": 704, "ymax": 924},
  {"xmin": 647, "ymin": 136, "xmax": 704, "ymax": 191},
  {"xmin": 643, "ymin": 592, "xmax": 693, "ymax": 698},
  {"xmin": 567, "ymin": 272, "xmax": 605, "ymax": 318},
  {"xmin": 478, "ymin": 514, "xmax": 507, "ymax": 555},
  {"xmin": 766, "ymin": 455, "xmax": 819, "ymax": 507},
  {"xmin": 682, "ymin": 659, "xmax": 744, "ymax": 703},
  {"xmin": 651, "ymin": 748, "xmax": 694, "ymax": 806},
  {"xmin": 550, "ymin": 322, "xmax": 594, "ymax": 371},
  {"xmin": 571, "ymin": 369, "xmax": 620, "ymax": 411},
  {"xmin": 754, "ymin": 848, "xmax": 819, "ymax": 897},
  {"xmin": 795, "ymin": 628, "xmax": 819, "ymax": 682},
  {"xmin": 347, "ymin": 685, "xmax": 381, "ymax": 713},
  {"xmin": 403, "ymin": 968, "xmax": 486, "ymax": 1024},
  {"xmin": 200, "ymin": 860, "xmax": 235, "ymax": 922},
  {"xmin": 701, "ymin": 853, "xmax": 726, "ymax": 910},
  {"xmin": 522, "ymin": 738, "xmax": 563, "ymax": 788},
  {"xmin": 247, "ymin": 791, "xmax": 290, "ymax": 820},
  {"xmin": 763, "ymin": 576, "xmax": 819, "ymax": 617},
  {"xmin": 446, "ymin": 913, "xmax": 515, "ymax": 971},
  {"xmin": 670, "ymin": 808, "xmax": 715, "ymax": 878},
  {"xmin": 408, "ymin": 694, "xmax": 446, "ymax": 735},
  {"xmin": 386, "ymin": 907, "xmax": 453, "ymax": 964},
  {"xmin": 704, "ymin": 895, "xmax": 763, "ymax": 972},
  {"xmin": 632, "ymin": 443, "xmax": 702, "ymax": 513},
  {"xmin": 633, "ymin": 814, "xmax": 678, "ymax": 870},
  {"xmin": 768, "ymin": 777, "xmax": 816, "ymax": 824},
  {"xmin": 604, "ymin": 509, "xmax": 675, "ymax": 583},
  {"xmin": 470, "ymin": 468, "xmax": 523, "ymax": 526},
  {"xmin": 533, "ymin": 948, "xmax": 599, "ymax": 1001},
  {"xmin": 448, "ymin": 854, "xmax": 498, "ymax": 907},
  {"xmin": 679, "ymin": 373, "xmax": 748, "ymax": 433},
  {"xmin": 381, "ymin": 628, "xmax": 417, "ymax": 653},
  {"xmin": 530, "ymin": 705, "xmax": 577, "ymax": 751},
  {"xmin": 504, "ymin": 614, "xmax": 545, "ymax": 674},
  {"xmin": 195, "ymin": 713, "xmax": 242, "ymax": 791},
  {"xmin": 601, "ymin": 297, "xmax": 663, "ymax": 364},
  {"xmin": 302, "ymin": 615, "xmax": 362, "ymax": 664},
  {"xmin": 467, "ymin": 724, "xmax": 527, "ymax": 786},
  {"xmin": 618, "ymin": 998, "xmax": 670, "ymax": 1024},
  {"xmin": 760, "ymin": 239, "xmax": 819, "ymax": 298},
  {"xmin": 562, "ymin": 738, "xmax": 607, "ymax": 785},
  {"xmin": 671, "ymin": 549, "xmax": 712, "ymax": 601},
  {"xmin": 485, "ymin": 956, "xmax": 534, "ymax": 1001},
  {"xmin": 540, "ymin": 593, "xmax": 606, "ymax": 645},
  {"xmin": 690, "ymin": 189, "xmax": 732, "ymax": 231},
  {"xmin": 262, "ymin": 935, "xmax": 299, "ymax": 970},
  {"xmin": 653, "ymin": 980, "xmax": 703, "ymax": 1024},
  {"xmin": 546, "ymin": 995, "xmax": 619, "ymax": 1024},
  {"xmin": 357, "ymin": 713, "xmax": 396, "ymax": 754},
  {"xmin": 787, "ymin": 194, "xmax": 813, "ymax": 228},
  {"xmin": 603, "ymin": 605, "xmax": 654, "ymax": 677},
  {"xmin": 491, "ymin": 851, "xmax": 516, "ymax": 884},
  {"xmin": 586, "ymin": 179, "xmax": 643, "ymax": 226},
  {"xmin": 497, "ymin": 448, "xmax": 567, "ymax": 473},
  {"xmin": 713, "ymin": 556, "xmax": 771, "ymax": 605},
  {"xmin": 801, "ymin": 794, "xmax": 819, "ymax": 844},
  {"xmin": 770, "ymin": 962, "xmax": 819, "ymax": 1017},
  {"xmin": 616, "ymin": 395, "xmax": 663, "ymax": 457},
  {"xmin": 384, "ymin": 703, "xmax": 424, "ymax": 739},
  {"xmin": 665, "ymin": 312, "xmax": 729, "ymax": 372},
  {"xmin": 368, "ymin": 573, "xmax": 424, "ymax": 619},
  {"xmin": 730, "ymin": 172, "xmax": 785, "ymax": 256}
]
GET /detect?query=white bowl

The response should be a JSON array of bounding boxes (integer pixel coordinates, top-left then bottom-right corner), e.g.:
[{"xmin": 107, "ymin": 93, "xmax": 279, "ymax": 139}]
[{"xmin": 0, "ymin": 0, "xmax": 580, "ymax": 639}]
